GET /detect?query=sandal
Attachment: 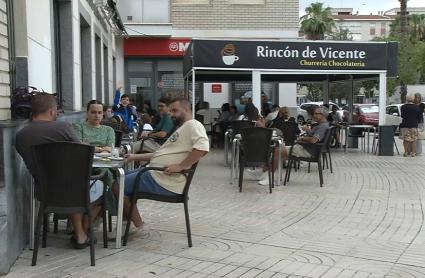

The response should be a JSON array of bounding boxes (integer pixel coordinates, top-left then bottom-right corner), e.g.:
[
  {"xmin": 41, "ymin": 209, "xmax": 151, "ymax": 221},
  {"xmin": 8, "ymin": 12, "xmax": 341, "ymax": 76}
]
[
  {"xmin": 412, "ymin": 153, "xmax": 416, "ymax": 157},
  {"xmin": 70, "ymin": 236, "xmax": 97, "ymax": 249}
]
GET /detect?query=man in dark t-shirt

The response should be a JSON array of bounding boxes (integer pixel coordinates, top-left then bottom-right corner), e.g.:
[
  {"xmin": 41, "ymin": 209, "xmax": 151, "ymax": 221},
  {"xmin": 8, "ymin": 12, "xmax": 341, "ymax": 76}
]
[{"xmin": 15, "ymin": 93, "xmax": 89, "ymax": 248}]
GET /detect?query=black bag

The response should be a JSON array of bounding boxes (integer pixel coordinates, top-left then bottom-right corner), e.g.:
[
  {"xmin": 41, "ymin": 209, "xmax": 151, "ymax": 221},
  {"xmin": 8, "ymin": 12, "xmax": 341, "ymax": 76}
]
[{"xmin": 11, "ymin": 86, "xmax": 43, "ymax": 119}]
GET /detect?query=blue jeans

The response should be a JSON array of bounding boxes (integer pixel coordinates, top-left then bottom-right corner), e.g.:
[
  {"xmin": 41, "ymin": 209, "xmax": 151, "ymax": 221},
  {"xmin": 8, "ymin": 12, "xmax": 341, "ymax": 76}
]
[{"xmin": 124, "ymin": 169, "xmax": 177, "ymax": 197}]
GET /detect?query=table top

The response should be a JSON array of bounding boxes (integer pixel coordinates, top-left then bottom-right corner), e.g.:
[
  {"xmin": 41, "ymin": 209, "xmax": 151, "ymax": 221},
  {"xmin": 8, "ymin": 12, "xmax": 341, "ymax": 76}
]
[
  {"xmin": 346, "ymin": 124, "xmax": 376, "ymax": 129},
  {"xmin": 93, "ymin": 157, "xmax": 125, "ymax": 168}
]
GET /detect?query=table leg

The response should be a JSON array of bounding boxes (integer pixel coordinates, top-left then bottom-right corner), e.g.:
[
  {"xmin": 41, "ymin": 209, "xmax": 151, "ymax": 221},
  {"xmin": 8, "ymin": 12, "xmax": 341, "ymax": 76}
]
[
  {"xmin": 230, "ymin": 138, "xmax": 236, "ymax": 183},
  {"xmin": 224, "ymin": 131, "xmax": 230, "ymax": 166},
  {"xmin": 29, "ymin": 178, "xmax": 35, "ymax": 250},
  {"xmin": 277, "ymin": 140, "xmax": 282, "ymax": 186},
  {"xmin": 115, "ymin": 168, "xmax": 125, "ymax": 249},
  {"xmin": 367, "ymin": 129, "xmax": 370, "ymax": 153},
  {"xmin": 235, "ymin": 140, "xmax": 240, "ymax": 182},
  {"xmin": 345, "ymin": 127, "xmax": 349, "ymax": 152}
]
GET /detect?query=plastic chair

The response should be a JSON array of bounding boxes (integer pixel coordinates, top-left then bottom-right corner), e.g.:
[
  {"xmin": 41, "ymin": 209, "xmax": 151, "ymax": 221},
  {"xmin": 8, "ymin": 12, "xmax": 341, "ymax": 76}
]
[
  {"xmin": 284, "ymin": 127, "xmax": 332, "ymax": 187},
  {"xmin": 123, "ymin": 163, "xmax": 198, "ymax": 247},
  {"xmin": 238, "ymin": 127, "xmax": 274, "ymax": 193},
  {"xmin": 31, "ymin": 142, "xmax": 97, "ymax": 266}
]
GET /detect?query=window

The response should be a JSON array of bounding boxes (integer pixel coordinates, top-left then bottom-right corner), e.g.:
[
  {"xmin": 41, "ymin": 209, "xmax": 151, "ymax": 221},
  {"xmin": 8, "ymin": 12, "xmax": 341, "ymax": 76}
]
[
  {"xmin": 370, "ymin": 23, "xmax": 376, "ymax": 36},
  {"xmin": 380, "ymin": 22, "xmax": 386, "ymax": 35},
  {"xmin": 229, "ymin": 0, "xmax": 265, "ymax": 4},
  {"xmin": 173, "ymin": 0, "xmax": 209, "ymax": 4}
]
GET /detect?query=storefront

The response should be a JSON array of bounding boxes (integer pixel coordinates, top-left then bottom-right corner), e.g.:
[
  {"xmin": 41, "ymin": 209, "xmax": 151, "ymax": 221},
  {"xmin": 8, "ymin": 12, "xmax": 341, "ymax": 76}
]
[{"xmin": 123, "ymin": 37, "xmax": 191, "ymax": 109}]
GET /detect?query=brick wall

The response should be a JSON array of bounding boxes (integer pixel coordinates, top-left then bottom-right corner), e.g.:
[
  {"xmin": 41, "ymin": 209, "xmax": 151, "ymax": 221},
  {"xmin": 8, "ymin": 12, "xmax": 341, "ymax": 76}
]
[
  {"xmin": 0, "ymin": 0, "xmax": 9, "ymax": 120},
  {"xmin": 171, "ymin": 0, "xmax": 298, "ymax": 30}
]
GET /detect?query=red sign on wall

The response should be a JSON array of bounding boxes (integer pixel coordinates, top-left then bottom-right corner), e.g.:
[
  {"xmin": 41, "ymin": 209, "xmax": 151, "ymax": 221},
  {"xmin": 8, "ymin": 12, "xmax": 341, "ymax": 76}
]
[
  {"xmin": 124, "ymin": 38, "xmax": 192, "ymax": 57},
  {"xmin": 211, "ymin": 84, "xmax": 222, "ymax": 93}
]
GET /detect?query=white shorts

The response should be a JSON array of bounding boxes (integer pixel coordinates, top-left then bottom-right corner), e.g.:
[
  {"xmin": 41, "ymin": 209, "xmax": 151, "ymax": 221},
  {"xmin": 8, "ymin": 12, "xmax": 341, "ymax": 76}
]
[{"xmin": 285, "ymin": 144, "xmax": 312, "ymax": 158}]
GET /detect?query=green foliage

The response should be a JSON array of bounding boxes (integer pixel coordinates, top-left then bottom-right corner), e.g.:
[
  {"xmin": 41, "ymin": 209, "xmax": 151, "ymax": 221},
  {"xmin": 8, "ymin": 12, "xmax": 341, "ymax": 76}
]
[
  {"xmin": 328, "ymin": 27, "xmax": 353, "ymax": 41},
  {"xmin": 306, "ymin": 83, "xmax": 323, "ymax": 101},
  {"xmin": 300, "ymin": 2, "xmax": 334, "ymax": 40}
]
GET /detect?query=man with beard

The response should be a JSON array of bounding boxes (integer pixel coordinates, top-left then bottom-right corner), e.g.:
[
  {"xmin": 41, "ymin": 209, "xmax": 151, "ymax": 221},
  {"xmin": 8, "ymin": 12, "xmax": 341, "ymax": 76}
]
[{"xmin": 118, "ymin": 98, "xmax": 209, "ymax": 231}]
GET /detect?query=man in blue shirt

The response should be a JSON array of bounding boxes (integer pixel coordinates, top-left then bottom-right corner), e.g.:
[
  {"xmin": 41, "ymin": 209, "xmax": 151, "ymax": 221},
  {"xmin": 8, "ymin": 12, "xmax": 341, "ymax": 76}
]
[
  {"xmin": 113, "ymin": 89, "xmax": 137, "ymax": 131},
  {"xmin": 133, "ymin": 97, "xmax": 174, "ymax": 153}
]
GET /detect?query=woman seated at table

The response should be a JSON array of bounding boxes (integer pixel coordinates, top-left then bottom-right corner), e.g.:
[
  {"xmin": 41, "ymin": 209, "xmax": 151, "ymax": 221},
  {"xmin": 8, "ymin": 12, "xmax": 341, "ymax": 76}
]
[{"xmin": 73, "ymin": 100, "xmax": 116, "ymax": 226}]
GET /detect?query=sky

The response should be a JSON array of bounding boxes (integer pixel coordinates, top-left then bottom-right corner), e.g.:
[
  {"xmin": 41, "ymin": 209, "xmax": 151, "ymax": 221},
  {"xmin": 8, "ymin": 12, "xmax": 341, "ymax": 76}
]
[{"xmin": 300, "ymin": 0, "xmax": 425, "ymax": 16}]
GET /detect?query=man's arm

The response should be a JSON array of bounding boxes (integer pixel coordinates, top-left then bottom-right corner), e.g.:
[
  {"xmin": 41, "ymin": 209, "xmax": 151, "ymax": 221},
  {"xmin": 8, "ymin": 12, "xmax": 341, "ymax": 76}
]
[
  {"xmin": 124, "ymin": 153, "xmax": 154, "ymax": 163},
  {"xmin": 148, "ymin": 131, "xmax": 167, "ymax": 138},
  {"xmin": 298, "ymin": 135, "xmax": 319, "ymax": 144},
  {"xmin": 165, "ymin": 149, "xmax": 208, "ymax": 174}
]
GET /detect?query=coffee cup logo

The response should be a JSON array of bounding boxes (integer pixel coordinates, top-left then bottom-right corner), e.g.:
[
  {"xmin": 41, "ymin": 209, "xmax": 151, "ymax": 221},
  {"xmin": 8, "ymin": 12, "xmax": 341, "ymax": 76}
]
[{"xmin": 221, "ymin": 44, "xmax": 239, "ymax": 65}]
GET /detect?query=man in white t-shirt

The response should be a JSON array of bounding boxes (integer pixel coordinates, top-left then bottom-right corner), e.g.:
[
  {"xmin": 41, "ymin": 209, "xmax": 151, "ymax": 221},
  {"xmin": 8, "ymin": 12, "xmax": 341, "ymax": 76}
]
[{"xmin": 122, "ymin": 98, "xmax": 210, "ymax": 230}]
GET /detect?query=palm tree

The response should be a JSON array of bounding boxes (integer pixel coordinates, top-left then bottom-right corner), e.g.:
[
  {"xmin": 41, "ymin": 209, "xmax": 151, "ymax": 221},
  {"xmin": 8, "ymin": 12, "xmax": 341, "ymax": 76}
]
[
  {"xmin": 399, "ymin": 0, "xmax": 408, "ymax": 36},
  {"xmin": 300, "ymin": 2, "xmax": 334, "ymax": 40}
]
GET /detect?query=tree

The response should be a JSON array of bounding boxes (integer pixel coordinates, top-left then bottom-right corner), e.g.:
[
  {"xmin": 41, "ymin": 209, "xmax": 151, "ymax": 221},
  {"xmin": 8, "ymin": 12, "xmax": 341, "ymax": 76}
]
[
  {"xmin": 306, "ymin": 84, "xmax": 323, "ymax": 101},
  {"xmin": 361, "ymin": 80, "xmax": 378, "ymax": 102},
  {"xmin": 329, "ymin": 27, "xmax": 353, "ymax": 41},
  {"xmin": 399, "ymin": 0, "xmax": 408, "ymax": 36},
  {"xmin": 300, "ymin": 2, "xmax": 334, "ymax": 40}
]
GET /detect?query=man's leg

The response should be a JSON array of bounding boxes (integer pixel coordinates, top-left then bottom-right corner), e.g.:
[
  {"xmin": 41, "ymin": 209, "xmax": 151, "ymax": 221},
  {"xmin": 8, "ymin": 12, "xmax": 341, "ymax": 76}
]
[
  {"xmin": 82, "ymin": 205, "xmax": 103, "ymax": 233},
  {"xmin": 113, "ymin": 178, "xmax": 144, "ymax": 228},
  {"xmin": 70, "ymin": 213, "xmax": 87, "ymax": 244}
]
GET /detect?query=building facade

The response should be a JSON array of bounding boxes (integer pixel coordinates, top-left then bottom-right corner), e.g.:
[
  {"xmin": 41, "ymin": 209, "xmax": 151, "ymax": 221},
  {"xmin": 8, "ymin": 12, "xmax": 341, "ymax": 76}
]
[
  {"xmin": 0, "ymin": 0, "xmax": 125, "ymax": 274},
  {"xmin": 331, "ymin": 8, "xmax": 394, "ymax": 41},
  {"xmin": 117, "ymin": 0, "xmax": 299, "ymax": 108}
]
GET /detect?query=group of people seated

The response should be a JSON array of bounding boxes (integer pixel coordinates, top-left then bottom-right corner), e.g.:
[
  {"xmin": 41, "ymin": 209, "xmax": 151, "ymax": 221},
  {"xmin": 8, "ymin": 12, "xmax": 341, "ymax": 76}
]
[{"xmin": 16, "ymin": 93, "xmax": 210, "ymax": 249}]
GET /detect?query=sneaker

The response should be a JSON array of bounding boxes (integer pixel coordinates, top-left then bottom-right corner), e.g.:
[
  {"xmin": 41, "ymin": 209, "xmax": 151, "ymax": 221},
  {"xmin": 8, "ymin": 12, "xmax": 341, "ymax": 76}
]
[
  {"xmin": 258, "ymin": 175, "xmax": 270, "ymax": 186},
  {"xmin": 247, "ymin": 168, "xmax": 263, "ymax": 180}
]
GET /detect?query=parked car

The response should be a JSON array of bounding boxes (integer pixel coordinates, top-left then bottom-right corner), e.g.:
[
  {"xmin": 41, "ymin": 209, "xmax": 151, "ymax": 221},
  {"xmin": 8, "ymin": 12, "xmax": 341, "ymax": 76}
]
[
  {"xmin": 297, "ymin": 102, "xmax": 343, "ymax": 124},
  {"xmin": 386, "ymin": 104, "xmax": 402, "ymax": 117},
  {"xmin": 352, "ymin": 104, "xmax": 379, "ymax": 126}
]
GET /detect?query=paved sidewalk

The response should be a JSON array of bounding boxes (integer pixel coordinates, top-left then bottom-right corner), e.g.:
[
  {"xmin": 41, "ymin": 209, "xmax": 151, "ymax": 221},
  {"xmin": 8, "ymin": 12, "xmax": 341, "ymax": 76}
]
[{"xmin": 6, "ymin": 146, "xmax": 425, "ymax": 278}]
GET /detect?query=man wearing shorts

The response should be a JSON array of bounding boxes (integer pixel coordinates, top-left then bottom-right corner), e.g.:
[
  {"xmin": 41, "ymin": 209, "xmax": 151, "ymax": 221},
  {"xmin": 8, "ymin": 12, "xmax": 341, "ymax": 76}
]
[{"xmin": 120, "ymin": 98, "xmax": 209, "ymax": 231}]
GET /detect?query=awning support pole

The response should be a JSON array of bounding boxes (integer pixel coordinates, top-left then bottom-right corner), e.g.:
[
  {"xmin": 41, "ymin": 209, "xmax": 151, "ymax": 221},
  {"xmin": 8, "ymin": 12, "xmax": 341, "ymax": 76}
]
[
  {"xmin": 378, "ymin": 72, "xmax": 387, "ymax": 126},
  {"xmin": 252, "ymin": 71, "xmax": 261, "ymax": 113},
  {"xmin": 192, "ymin": 69, "xmax": 196, "ymax": 118}
]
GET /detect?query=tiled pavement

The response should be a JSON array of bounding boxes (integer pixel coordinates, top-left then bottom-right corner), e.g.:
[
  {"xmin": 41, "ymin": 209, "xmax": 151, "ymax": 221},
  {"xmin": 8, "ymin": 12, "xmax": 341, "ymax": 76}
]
[{"xmin": 6, "ymin": 144, "xmax": 425, "ymax": 278}]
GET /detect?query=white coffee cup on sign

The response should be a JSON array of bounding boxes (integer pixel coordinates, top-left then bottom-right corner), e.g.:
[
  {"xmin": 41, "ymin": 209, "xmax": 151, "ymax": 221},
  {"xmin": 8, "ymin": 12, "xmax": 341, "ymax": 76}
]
[{"xmin": 222, "ymin": 55, "xmax": 239, "ymax": 65}]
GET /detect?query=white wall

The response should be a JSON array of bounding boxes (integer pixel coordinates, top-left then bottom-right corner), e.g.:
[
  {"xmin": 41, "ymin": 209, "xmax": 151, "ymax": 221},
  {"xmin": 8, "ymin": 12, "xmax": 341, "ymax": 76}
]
[
  {"xmin": 278, "ymin": 83, "xmax": 297, "ymax": 107},
  {"xmin": 203, "ymin": 83, "xmax": 231, "ymax": 108},
  {"xmin": 26, "ymin": 0, "xmax": 53, "ymax": 92}
]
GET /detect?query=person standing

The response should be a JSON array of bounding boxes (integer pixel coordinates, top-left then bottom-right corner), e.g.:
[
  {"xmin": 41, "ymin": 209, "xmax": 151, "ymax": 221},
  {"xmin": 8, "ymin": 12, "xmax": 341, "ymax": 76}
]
[
  {"xmin": 414, "ymin": 93, "xmax": 425, "ymax": 155},
  {"xmin": 400, "ymin": 95, "xmax": 420, "ymax": 157},
  {"xmin": 112, "ymin": 87, "xmax": 137, "ymax": 131}
]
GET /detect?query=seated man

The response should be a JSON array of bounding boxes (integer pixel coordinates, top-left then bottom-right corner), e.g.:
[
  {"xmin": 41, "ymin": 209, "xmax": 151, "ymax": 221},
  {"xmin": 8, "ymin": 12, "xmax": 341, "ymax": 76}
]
[
  {"xmin": 15, "ymin": 93, "xmax": 93, "ymax": 248},
  {"xmin": 133, "ymin": 97, "xmax": 175, "ymax": 153},
  {"xmin": 283, "ymin": 106, "xmax": 329, "ymax": 161},
  {"xmin": 256, "ymin": 107, "xmax": 329, "ymax": 185},
  {"xmin": 120, "ymin": 98, "xmax": 209, "ymax": 231}
]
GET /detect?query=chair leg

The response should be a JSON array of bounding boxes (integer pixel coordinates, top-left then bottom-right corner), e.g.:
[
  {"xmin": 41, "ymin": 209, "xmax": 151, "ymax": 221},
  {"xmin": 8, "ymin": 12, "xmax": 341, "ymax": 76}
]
[
  {"xmin": 53, "ymin": 214, "xmax": 58, "ymax": 234},
  {"xmin": 328, "ymin": 151, "xmax": 333, "ymax": 174},
  {"xmin": 284, "ymin": 160, "xmax": 291, "ymax": 186},
  {"xmin": 123, "ymin": 195, "xmax": 136, "ymax": 246},
  {"xmin": 318, "ymin": 160, "xmax": 324, "ymax": 187},
  {"xmin": 183, "ymin": 201, "xmax": 192, "ymax": 247},
  {"xmin": 238, "ymin": 163, "xmax": 244, "ymax": 192},
  {"xmin": 87, "ymin": 210, "xmax": 95, "ymax": 266},
  {"xmin": 42, "ymin": 214, "xmax": 48, "ymax": 248},
  {"xmin": 394, "ymin": 138, "xmax": 400, "ymax": 155},
  {"xmin": 287, "ymin": 159, "xmax": 293, "ymax": 182},
  {"xmin": 108, "ymin": 214, "xmax": 112, "ymax": 232},
  {"xmin": 308, "ymin": 162, "xmax": 311, "ymax": 173},
  {"xmin": 268, "ymin": 168, "xmax": 272, "ymax": 194},
  {"xmin": 103, "ymin": 209, "xmax": 108, "ymax": 248},
  {"xmin": 32, "ymin": 206, "xmax": 44, "ymax": 266}
]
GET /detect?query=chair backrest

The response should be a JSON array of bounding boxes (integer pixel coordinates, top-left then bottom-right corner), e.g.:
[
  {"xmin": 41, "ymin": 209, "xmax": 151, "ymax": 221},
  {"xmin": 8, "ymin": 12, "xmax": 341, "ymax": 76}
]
[
  {"xmin": 230, "ymin": 120, "xmax": 254, "ymax": 138},
  {"xmin": 182, "ymin": 162, "xmax": 199, "ymax": 196},
  {"xmin": 322, "ymin": 126, "xmax": 335, "ymax": 151},
  {"xmin": 349, "ymin": 127, "xmax": 364, "ymax": 136},
  {"xmin": 32, "ymin": 142, "xmax": 94, "ymax": 211},
  {"xmin": 114, "ymin": 130, "xmax": 123, "ymax": 147},
  {"xmin": 240, "ymin": 127, "xmax": 274, "ymax": 164},
  {"xmin": 276, "ymin": 121, "xmax": 298, "ymax": 146},
  {"xmin": 195, "ymin": 114, "xmax": 204, "ymax": 124}
]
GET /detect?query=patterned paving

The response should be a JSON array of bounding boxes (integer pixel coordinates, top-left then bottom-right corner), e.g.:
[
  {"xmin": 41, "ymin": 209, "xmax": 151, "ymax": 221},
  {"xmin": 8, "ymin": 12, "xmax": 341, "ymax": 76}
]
[{"xmin": 6, "ymin": 143, "xmax": 425, "ymax": 278}]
